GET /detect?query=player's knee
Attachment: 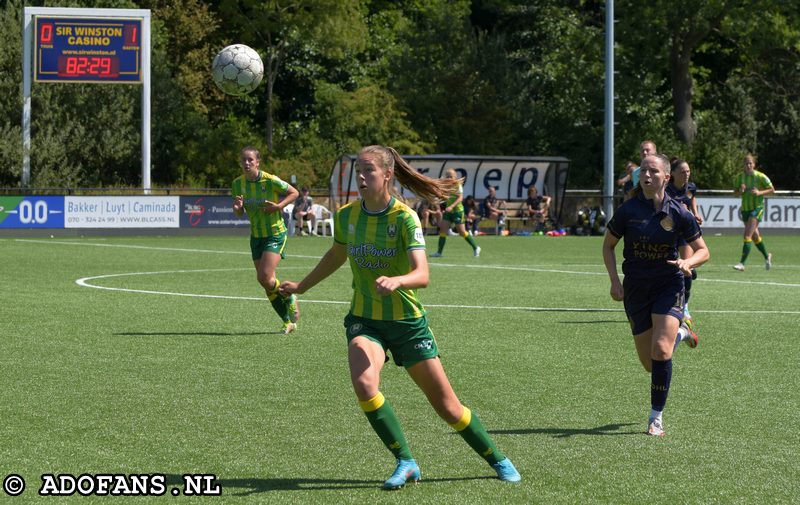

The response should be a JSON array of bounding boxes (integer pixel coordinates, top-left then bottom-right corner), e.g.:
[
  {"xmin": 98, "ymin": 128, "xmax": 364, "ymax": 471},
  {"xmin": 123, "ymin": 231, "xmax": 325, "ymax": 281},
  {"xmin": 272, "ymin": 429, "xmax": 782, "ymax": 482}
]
[
  {"xmin": 426, "ymin": 395, "xmax": 462, "ymax": 424},
  {"xmin": 351, "ymin": 373, "xmax": 379, "ymax": 400},
  {"xmin": 257, "ymin": 273, "xmax": 277, "ymax": 291},
  {"xmin": 652, "ymin": 345, "xmax": 673, "ymax": 362}
]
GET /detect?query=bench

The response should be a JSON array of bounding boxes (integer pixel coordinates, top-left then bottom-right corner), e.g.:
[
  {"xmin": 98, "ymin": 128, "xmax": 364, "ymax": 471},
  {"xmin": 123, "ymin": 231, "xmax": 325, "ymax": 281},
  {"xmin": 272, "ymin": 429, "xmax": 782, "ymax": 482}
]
[{"xmin": 478, "ymin": 201, "xmax": 555, "ymax": 235}]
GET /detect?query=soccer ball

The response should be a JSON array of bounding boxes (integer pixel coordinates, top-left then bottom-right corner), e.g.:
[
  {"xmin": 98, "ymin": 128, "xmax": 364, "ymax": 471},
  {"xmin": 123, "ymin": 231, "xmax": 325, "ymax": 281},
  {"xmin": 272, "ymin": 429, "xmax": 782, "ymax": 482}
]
[{"xmin": 211, "ymin": 44, "xmax": 264, "ymax": 96}]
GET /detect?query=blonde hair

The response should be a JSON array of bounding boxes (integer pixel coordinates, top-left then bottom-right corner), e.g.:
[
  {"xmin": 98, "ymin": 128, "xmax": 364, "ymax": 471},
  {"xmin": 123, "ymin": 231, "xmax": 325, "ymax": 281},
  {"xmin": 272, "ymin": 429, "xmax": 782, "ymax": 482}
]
[
  {"xmin": 640, "ymin": 140, "xmax": 657, "ymax": 153},
  {"xmin": 358, "ymin": 146, "xmax": 460, "ymax": 202}
]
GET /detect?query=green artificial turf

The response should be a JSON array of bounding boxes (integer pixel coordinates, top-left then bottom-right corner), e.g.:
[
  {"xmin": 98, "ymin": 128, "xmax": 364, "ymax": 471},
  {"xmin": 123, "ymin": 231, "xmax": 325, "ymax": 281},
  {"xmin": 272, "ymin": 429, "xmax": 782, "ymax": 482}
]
[{"xmin": 1, "ymin": 234, "xmax": 797, "ymax": 503}]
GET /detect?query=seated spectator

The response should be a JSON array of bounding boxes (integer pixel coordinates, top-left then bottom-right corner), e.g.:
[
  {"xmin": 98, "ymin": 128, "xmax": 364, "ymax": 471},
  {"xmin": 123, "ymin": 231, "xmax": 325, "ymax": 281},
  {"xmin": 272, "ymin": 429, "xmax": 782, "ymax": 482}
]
[
  {"xmin": 481, "ymin": 186, "xmax": 507, "ymax": 234},
  {"xmin": 463, "ymin": 195, "xmax": 481, "ymax": 235},
  {"xmin": 414, "ymin": 198, "xmax": 443, "ymax": 235},
  {"xmin": 293, "ymin": 186, "xmax": 316, "ymax": 235},
  {"xmin": 525, "ymin": 186, "xmax": 551, "ymax": 231}
]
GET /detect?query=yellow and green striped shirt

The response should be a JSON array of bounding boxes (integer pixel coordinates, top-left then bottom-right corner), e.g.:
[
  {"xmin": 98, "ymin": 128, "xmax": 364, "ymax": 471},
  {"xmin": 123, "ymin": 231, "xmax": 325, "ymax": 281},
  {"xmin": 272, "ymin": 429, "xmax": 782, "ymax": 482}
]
[
  {"xmin": 445, "ymin": 183, "xmax": 464, "ymax": 213},
  {"xmin": 231, "ymin": 171, "xmax": 289, "ymax": 237},
  {"xmin": 734, "ymin": 170, "xmax": 773, "ymax": 211},
  {"xmin": 334, "ymin": 197, "xmax": 427, "ymax": 321}
]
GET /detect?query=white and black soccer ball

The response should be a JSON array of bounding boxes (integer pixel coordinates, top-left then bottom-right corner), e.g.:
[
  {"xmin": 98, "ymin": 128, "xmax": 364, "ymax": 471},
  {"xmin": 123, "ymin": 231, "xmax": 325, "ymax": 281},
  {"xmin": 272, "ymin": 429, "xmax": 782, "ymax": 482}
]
[{"xmin": 211, "ymin": 44, "xmax": 264, "ymax": 96}]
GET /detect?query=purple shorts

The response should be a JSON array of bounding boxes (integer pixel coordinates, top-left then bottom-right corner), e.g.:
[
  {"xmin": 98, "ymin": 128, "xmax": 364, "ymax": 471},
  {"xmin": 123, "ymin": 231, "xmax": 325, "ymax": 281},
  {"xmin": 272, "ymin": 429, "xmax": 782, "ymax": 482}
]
[{"xmin": 623, "ymin": 275, "xmax": 685, "ymax": 335}]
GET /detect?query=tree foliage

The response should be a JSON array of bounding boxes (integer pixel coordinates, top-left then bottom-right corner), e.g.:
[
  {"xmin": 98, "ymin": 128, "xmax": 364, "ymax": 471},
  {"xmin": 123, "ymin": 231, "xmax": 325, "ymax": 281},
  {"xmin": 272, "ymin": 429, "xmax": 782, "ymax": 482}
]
[{"xmin": 0, "ymin": 0, "xmax": 798, "ymax": 191}]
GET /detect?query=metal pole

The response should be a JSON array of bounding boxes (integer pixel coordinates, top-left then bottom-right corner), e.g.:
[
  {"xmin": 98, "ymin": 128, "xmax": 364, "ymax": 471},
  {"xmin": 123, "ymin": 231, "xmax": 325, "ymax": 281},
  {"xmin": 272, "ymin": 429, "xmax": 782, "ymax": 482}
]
[
  {"xmin": 22, "ymin": 9, "xmax": 32, "ymax": 188},
  {"xmin": 141, "ymin": 12, "xmax": 151, "ymax": 194},
  {"xmin": 603, "ymin": 0, "xmax": 615, "ymax": 220}
]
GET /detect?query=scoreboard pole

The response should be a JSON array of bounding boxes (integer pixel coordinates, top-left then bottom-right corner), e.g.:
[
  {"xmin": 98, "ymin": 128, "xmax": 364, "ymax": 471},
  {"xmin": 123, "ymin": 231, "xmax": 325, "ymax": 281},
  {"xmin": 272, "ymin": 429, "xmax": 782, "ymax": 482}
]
[{"xmin": 21, "ymin": 7, "xmax": 151, "ymax": 193}]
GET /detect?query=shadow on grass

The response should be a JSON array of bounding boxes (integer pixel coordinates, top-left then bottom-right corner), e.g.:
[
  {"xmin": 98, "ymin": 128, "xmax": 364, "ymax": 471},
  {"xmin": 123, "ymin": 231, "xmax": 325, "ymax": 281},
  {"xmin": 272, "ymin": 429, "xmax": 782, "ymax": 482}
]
[
  {"xmin": 521, "ymin": 308, "xmax": 621, "ymax": 313},
  {"xmin": 115, "ymin": 331, "xmax": 282, "ymax": 337},
  {"xmin": 558, "ymin": 320, "xmax": 628, "ymax": 324},
  {"xmin": 489, "ymin": 422, "xmax": 640, "ymax": 438},
  {"xmin": 163, "ymin": 474, "xmax": 494, "ymax": 496}
]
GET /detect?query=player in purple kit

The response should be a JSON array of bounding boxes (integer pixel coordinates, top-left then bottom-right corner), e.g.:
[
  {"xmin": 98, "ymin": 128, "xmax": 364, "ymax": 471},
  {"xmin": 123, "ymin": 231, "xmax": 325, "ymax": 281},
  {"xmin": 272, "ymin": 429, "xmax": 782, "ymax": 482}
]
[
  {"xmin": 602, "ymin": 154, "xmax": 710, "ymax": 437},
  {"xmin": 666, "ymin": 157, "xmax": 703, "ymax": 327}
]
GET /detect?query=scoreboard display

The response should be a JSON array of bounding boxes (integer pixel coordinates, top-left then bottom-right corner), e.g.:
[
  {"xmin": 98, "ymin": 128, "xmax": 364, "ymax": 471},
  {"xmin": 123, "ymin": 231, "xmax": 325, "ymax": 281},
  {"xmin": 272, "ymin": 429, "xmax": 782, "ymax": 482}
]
[{"xmin": 34, "ymin": 17, "xmax": 142, "ymax": 83}]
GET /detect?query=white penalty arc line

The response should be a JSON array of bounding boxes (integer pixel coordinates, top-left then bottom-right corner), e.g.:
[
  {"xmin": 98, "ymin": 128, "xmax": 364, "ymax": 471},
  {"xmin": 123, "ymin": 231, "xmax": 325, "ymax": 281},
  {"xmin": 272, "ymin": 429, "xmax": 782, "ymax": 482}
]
[
  {"xmin": 20, "ymin": 238, "xmax": 800, "ymax": 287},
  {"xmin": 429, "ymin": 263, "xmax": 800, "ymax": 287},
  {"xmin": 75, "ymin": 270, "xmax": 800, "ymax": 315},
  {"xmin": 14, "ymin": 238, "xmax": 323, "ymax": 260},
  {"xmin": 430, "ymin": 261, "xmax": 604, "ymax": 276}
]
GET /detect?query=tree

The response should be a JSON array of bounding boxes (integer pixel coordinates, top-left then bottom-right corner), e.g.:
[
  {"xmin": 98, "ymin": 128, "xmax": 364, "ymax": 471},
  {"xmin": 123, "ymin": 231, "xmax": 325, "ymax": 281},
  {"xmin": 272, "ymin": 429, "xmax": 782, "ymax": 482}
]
[
  {"xmin": 212, "ymin": 0, "xmax": 367, "ymax": 154},
  {"xmin": 0, "ymin": 0, "xmax": 23, "ymax": 186}
]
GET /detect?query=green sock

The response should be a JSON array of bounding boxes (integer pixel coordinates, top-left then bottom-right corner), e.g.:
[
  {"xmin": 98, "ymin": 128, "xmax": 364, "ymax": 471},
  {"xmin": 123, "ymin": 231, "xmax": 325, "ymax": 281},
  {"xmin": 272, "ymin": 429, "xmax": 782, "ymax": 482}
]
[
  {"xmin": 437, "ymin": 235, "xmax": 446, "ymax": 254},
  {"xmin": 741, "ymin": 240, "xmax": 753, "ymax": 263},
  {"xmin": 360, "ymin": 393, "xmax": 413, "ymax": 460},
  {"xmin": 266, "ymin": 277, "xmax": 290, "ymax": 322},
  {"xmin": 754, "ymin": 239, "xmax": 769, "ymax": 258},
  {"xmin": 464, "ymin": 234, "xmax": 478, "ymax": 250},
  {"xmin": 449, "ymin": 406, "xmax": 505, "ymax": 465}
]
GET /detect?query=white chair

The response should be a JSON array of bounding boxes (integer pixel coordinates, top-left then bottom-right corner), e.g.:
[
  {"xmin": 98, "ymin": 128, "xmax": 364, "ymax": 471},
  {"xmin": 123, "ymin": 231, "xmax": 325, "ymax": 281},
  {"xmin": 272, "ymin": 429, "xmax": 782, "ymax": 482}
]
[
  {"xmin": 283, "ymin": 203, "xmax": 296, "ymax": 236},
  {"xmin": 307, "ymin": 203, "xmax": 334, "ymax": 236}
]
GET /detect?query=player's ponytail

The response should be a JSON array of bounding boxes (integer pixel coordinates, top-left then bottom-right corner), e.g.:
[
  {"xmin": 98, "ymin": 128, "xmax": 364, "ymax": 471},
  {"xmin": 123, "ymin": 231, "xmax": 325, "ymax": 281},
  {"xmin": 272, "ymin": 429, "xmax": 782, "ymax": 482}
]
[
  {"xmin": 359, "ymin": 146, "xmax": 459, "ymax": 203},
  {"xmin": 670, "ymin": 156, "xmax": 686, "ymax": 173}
]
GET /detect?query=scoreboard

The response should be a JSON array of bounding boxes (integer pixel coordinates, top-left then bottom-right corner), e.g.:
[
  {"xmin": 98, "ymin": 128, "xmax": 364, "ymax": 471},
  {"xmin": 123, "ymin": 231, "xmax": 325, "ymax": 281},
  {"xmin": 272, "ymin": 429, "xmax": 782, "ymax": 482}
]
[{"xmin": 34, "ymin": 17, "xmax": 142, "ymax": 83}]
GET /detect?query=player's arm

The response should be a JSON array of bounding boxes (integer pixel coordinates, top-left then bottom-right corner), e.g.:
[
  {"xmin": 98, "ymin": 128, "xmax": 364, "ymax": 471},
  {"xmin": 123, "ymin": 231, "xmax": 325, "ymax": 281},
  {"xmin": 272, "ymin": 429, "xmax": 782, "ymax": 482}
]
[
  {"xmin": 277, "ymin": 185, "xmax": 300, "ymax": 209},
  {"xmin": 734, "ymin": 178, "xmax": 745, "ymax": 196},
  {"xmin": 753, "ymin": 183, "xmax": 775, "ymax": 197},
  {"xmin": 668, "ymin": 236, "xmax": 709, "ymax": 275},
  {"xmin": 280, "ymin": 242, "xmax": 347, "ymax": 295},
  {"xmin": 375, "ymin": 249, "xmax": 429, "ymax": 295},
  {"xmin": 232, "ymin": 195, "xmax": 245, "ymax": 217},
  {"xmin": 690, "ymin": 195, "xmax": 702, "ymax": 224},
  {"xmin": 261, "ymin": 185, "xmax": 299, "ymax": 214},
  {"xmin": 445, "ymin": 194, "xmax": 463, "ymax": 212},
  {"xmin": 602, "ymin": 231, "xmax": 624, "ymax": 301}
]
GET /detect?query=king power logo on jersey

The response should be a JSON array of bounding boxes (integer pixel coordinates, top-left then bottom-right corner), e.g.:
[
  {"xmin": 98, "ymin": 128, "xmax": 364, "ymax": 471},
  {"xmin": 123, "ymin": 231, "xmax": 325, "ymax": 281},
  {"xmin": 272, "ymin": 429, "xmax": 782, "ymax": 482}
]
[{"xmin": 696, "ymin": 198, "xmax": 800, "ymax": 228}]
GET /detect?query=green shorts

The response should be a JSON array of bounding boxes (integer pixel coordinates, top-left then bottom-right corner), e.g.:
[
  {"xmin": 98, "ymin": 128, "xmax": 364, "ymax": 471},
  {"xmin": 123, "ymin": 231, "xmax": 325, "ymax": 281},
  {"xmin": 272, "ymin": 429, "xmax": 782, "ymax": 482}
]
[
  {"xmin": 442, "ymin": 209, "xmax": 464, "ymax": 225},
  {"xmin": 739, "ymin": 207, "xmax": 764, "ymax": 223},
  {"xmin": 344, "ymin": 312, "xmax": 439, "ymax": 368},
  {"xmin": 250, "ymin": 233, "xmax": 287, "ymax": 260}
]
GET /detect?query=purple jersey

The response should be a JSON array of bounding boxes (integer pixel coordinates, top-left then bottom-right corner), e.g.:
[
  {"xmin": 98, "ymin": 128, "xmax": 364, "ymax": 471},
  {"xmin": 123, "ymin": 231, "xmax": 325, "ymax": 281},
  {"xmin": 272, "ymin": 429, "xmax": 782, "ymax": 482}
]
[
  {"xmin": 665, "ymin": 181, "xmax": 697, "ymax": 212},
  {"xmin": 607, "ymin": 192, "xmax": 701, "ymax": 280}
]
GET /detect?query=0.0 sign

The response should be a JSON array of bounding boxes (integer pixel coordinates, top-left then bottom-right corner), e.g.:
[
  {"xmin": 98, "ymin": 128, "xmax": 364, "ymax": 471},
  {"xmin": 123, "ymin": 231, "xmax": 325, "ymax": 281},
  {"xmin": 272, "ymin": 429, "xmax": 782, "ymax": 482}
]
[{"xmin": 18, "ymin": 200, "xmax": 49, "ymax": 225}]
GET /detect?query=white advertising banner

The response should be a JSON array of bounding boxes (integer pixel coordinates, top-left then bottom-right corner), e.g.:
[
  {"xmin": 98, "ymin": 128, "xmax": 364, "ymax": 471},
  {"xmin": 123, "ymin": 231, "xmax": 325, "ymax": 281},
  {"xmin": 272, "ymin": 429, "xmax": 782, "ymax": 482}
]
[
  {"xmin": 65, "ymin": 196, "xmax": 180, "ymax": 228},
  {"xmin": 697, "ymin": 197, "xmax": 800, "ymax": 228},
  {"xmin": 331, "ymin": 154, "xmax": 570, "ymax": 211}
]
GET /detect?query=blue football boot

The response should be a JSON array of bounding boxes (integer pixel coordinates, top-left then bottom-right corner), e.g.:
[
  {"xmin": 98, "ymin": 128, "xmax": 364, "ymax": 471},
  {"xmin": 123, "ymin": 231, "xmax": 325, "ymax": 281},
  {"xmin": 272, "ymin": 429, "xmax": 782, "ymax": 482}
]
[{"xmin": 383, "ymin": 459, "xmax": 421, "ymax": 490}]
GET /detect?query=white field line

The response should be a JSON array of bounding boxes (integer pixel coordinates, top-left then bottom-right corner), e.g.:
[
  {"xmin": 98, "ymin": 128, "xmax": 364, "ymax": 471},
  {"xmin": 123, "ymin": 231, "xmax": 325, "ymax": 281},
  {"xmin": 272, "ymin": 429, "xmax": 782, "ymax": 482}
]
[
  {"xmin": 13, "ymin": 238, "xmax": 798, "ymax": 301},
  {"xmin": 13, "ymin": 238, "xmax": 322, "ymax": 259},
  {"xmin": 75, "ymin": 269, "xmax": 800, "ymax": 315}
]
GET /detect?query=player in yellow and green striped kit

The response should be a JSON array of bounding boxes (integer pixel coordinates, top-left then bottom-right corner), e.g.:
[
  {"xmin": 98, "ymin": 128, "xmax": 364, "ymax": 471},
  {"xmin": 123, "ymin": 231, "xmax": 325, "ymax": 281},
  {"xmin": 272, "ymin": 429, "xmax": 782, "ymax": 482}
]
[
  {"xmin": 232, "ymin": 146, "xmax": 300, "ymax": 333},
  {"xmin": 280, "ymin": 145, "xmax": 520, "ymax": 490},
  {"xmin": 429, "ymin": 168, "xmax": 480, "ymax": 258},
  {"xmin": 732, "ymin": 154, "xmax": 774, "ymax": 272}
]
